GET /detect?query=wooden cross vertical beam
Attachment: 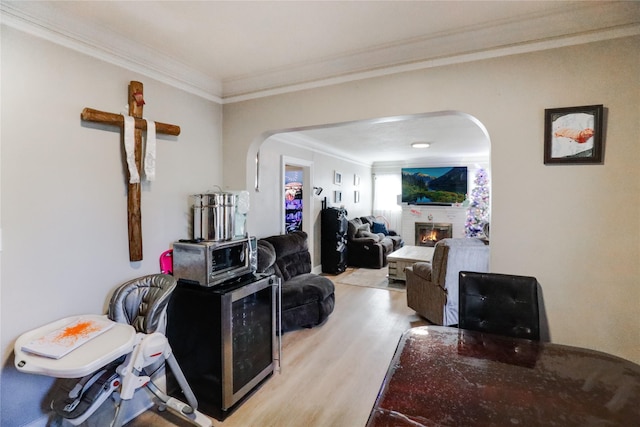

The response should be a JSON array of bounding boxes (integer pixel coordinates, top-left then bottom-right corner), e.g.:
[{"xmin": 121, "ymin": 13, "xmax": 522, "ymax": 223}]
[
  {"xmin": 127, "ymin": 81, "xmax": 144, "ymax": 262},
  {"xmin": 81, "ymin": 81, "xmax": 180, "ymax": 262}
]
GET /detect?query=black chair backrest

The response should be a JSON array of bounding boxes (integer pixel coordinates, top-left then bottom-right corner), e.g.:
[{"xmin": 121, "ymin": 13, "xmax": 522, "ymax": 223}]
[{"xmin": 459, "ymin": 271, "xmax": 540, "ymax": 341}]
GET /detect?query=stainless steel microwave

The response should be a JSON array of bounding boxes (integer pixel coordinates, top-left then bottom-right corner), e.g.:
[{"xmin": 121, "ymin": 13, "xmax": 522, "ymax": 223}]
[{"xmin": 172, "ymin": 237, "xmax": 257, "ymax": 287}]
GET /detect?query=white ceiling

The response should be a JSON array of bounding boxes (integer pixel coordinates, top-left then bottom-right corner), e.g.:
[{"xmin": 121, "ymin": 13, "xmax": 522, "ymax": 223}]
[
  {"xmin": 273, "ymin": 112, "xmax": 491, "ymax": 165},
  {"xmin": 3, "ymin": 1, "xmax": 639, "ymax": 164}
]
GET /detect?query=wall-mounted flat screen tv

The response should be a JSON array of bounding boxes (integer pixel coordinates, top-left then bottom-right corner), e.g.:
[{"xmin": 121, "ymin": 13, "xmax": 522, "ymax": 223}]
[{"xmin": 401, "ymin": 166, "xmax": 468, "ymax": 205}]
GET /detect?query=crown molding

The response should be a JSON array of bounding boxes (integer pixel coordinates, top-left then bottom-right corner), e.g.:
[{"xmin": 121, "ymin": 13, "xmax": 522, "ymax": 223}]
[
  {"xmin": 271, "ymin": 132, "xmax": 372, "ymax": 168},
  {"xmin": 222, "ymin": 24, "xmax": 640, "ymax": 103},
  {"xmin": 372, "ymin": 155, "xmax": 490, "ymax": 171},
  {"xmin": 221, "ymin": 0, "xmax": 640, "ymax": 102},
  {"xmin": 2, "ymin": 1, "xmax": 639, "ymax": 105},
  {"xmin": 0, "ymin": 1, "xmax": 223, "ymax": 103}
]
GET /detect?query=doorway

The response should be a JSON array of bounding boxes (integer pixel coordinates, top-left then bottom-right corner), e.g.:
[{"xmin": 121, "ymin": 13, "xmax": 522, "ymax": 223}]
[
  {"xmin": 284, "ymin": 165, "xmax": 303, "ymax": 233},
  {"xmin": 281, "ymin": 156, "xmax": 313, "ymax": 239}
]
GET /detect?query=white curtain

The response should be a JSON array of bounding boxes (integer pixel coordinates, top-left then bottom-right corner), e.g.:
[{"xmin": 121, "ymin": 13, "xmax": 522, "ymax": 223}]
[{"xmin": 373, "ymin": 173, "xmax": 402, "ymax": 233}]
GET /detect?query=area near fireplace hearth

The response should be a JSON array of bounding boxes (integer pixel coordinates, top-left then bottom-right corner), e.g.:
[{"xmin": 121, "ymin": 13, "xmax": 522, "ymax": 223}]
[{"xmin": 401, "ymin": 206, "xmax": 467, "ymax": 246}]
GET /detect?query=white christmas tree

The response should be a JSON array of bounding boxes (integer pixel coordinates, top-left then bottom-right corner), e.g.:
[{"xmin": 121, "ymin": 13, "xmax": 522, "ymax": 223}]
[{"xmin": 465, "ymin": 168, "xmax": 490, "ymax": 237}]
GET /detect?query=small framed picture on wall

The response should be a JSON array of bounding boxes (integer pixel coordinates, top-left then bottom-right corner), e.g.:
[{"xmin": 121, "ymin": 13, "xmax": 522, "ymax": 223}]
[
  {"xmin": 334, "ymin": 171, "xmax": 342, "ymax": 185},
  {"xmin": 354, "ymin": 174, "xmax": 360, "ymax": 186},
  {"xmin": 544, "ymin": 104, "xmax": 604, "ymax": 164},
  {"xmin": 334, "ymin": 190, "xmax": 342, "ymax": 203},
  {"xmin": 354, "ymin": 190, "xmax": 360, "ymax": 203}
]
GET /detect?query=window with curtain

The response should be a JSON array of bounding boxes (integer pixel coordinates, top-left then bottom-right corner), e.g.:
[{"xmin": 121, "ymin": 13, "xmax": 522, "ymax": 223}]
[{"xmin": 373, "ymin": 173, "xmax": 402, "ymax": 232}]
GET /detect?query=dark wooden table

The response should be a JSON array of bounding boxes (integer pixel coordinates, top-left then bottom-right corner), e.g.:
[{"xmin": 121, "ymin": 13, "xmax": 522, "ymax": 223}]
[{"xmin": 367, "ymin": 326, "xmax": 640, "ymax": 426}]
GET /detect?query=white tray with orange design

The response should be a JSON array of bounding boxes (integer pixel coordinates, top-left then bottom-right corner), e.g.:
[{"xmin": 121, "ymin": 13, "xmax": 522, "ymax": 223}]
[{"xmin": 14, "ymin": 314, "xmax": 136, "ymax": 378}]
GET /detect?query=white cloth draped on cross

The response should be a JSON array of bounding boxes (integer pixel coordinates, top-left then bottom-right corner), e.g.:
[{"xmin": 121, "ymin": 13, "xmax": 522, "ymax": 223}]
[{"xmin": 122, "ymin": 114, "xmax": 157, "ymax": 183}]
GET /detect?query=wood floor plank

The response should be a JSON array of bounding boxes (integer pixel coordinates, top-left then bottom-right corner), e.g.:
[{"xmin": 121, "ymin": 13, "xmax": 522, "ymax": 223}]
[{"xmin": 126, "ymin": 274, "xmax": 428, "ymax": 427}]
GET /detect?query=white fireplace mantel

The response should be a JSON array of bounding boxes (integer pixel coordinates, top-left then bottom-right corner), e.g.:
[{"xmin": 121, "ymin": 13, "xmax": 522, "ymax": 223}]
[{"xmin": 401, "ymin": 205, "xmax": 468, "ymax": 245}]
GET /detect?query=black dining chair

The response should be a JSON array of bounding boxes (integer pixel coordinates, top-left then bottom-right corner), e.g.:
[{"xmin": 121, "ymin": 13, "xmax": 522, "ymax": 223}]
[{"xmin": 458, "ymin": 271, "xmax": 542, "ymax": 341}]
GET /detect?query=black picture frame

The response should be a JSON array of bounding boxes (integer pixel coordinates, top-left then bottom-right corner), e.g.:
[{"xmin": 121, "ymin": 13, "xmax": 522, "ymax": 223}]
[{"xmin": 544, "ymin": 105, "xmax": 604, "ymax": 165}]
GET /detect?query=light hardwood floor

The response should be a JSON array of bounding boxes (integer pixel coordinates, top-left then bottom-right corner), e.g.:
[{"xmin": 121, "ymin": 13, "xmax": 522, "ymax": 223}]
[{"xmin": 125, "ymin": 271, "xmax": 428, "ymax": 427}]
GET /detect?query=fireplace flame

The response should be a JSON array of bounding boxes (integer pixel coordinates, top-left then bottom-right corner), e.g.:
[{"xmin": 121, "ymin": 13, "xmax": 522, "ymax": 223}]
[
  {"xmin": 415, "ymin": 222, "xmax": 453, "ymax": 247},
  {"xmin": 421, "ymin": 230, "xmax": 438, "ymax": 243}
]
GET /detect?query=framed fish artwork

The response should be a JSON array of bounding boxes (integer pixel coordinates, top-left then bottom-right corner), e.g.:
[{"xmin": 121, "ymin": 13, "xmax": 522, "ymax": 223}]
[{"xmin": 544, "ymin": 104, "xmax": 604, "ymax": 164}]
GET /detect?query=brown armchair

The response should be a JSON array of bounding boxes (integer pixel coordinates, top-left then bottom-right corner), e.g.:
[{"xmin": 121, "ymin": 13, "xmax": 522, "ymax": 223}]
[{"xmin": 405, "ymin": 238, "xmax": 489, "ymax": 325}]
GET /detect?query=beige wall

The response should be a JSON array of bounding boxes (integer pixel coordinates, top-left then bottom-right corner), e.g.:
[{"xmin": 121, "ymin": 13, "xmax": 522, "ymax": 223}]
[
  {"xmin": 224, "ymin": 36, "xmax": 640, "ymax": 364},
  {"xmin": 1, "ymin": 27, "xmax": 223, "ymax": 425}
]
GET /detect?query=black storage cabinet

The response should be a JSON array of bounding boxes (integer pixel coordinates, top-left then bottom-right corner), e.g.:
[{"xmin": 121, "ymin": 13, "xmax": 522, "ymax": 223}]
[{"xmin": 321, "ymin": 207, "xmax": 348, "ymax": 274}]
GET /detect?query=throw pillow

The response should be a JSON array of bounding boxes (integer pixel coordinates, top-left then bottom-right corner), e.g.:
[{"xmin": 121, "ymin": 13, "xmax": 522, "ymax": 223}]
[
  {"xmin": 372, "ymin": 221, "xmax": 389, "ymax": 235},
  {"xmin": 356, "ymin": 223, "xmax": 371, "ymax": 234},
  {"xmin": 356, "ymin": 223, "xmax": 380, "ymax": 241},
  {"xmin": 357, "ymin": 230, "xmax": 380, "ymax": 241}
]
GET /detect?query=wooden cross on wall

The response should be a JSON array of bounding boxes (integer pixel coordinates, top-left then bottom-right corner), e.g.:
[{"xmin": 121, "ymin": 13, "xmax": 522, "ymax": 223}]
[{"xmin": 81, "ymin": 81, "xmax": 180, "ymax": 262}]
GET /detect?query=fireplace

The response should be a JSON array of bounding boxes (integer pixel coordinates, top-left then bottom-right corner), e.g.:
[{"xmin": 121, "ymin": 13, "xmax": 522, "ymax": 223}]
[{"xmin": 415, "ymin": 222, "xmax": 453, "ymax": 247}]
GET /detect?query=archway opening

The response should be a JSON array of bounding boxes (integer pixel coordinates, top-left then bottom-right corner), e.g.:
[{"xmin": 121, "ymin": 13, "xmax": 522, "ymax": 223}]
[{"xmin": 246, "ymin": 111, "xmax": 491, "ymax": 268}]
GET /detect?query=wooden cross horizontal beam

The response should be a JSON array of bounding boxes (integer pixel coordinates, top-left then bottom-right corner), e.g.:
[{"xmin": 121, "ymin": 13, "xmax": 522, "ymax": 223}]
[{"xmin": 81, "ymin": 108, "xmax": 180, "ymax": 135}]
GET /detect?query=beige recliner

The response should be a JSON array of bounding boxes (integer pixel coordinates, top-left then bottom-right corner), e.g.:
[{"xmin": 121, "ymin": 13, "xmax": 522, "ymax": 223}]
[{"xmin": 406, "ymin": 238, "xmax": 489, "ymax": 326}]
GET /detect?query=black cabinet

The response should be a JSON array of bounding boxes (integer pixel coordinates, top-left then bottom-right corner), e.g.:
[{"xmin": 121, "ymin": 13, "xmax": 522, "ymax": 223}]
[{"xmin": 321, "ymin": 207, "xmax": 348, "ymax": 274}]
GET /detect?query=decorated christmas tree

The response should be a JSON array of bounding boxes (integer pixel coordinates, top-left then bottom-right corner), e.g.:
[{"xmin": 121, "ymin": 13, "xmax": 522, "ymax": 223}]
[{"xmin": 465, "ymin": 168, "xmax": 490, "ymax": 237}]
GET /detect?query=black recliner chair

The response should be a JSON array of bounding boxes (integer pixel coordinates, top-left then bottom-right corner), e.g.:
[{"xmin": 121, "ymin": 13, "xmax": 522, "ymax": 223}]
[
  {"xmin": 257, "ymin": 231, "xmax": 335, "ymax": 332},
  {"xmin": 358, "ymin": 216, "xmax": 404, "ymax": 250},
  {"xmin": 345, "ymin": 217, "xmax": 394, "ymax": 269}
]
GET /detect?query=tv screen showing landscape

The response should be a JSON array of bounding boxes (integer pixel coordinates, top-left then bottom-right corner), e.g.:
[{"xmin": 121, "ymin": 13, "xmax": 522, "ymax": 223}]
[{"xmin": 401, "ymin": 166, "xmax": 468, "ymax": 205}]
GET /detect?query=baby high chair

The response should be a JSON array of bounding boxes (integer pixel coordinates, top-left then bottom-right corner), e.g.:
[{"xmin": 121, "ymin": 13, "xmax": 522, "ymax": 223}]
[{"xmin": 14, "ymin": 274, "xmax": 211, "ymax": 427}]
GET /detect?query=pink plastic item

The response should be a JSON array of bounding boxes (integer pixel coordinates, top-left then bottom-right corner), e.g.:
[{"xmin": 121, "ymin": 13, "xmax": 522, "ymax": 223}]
[{"xmin": 159, "ymin": 249, "xmax": 173, "ymax": 275}]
